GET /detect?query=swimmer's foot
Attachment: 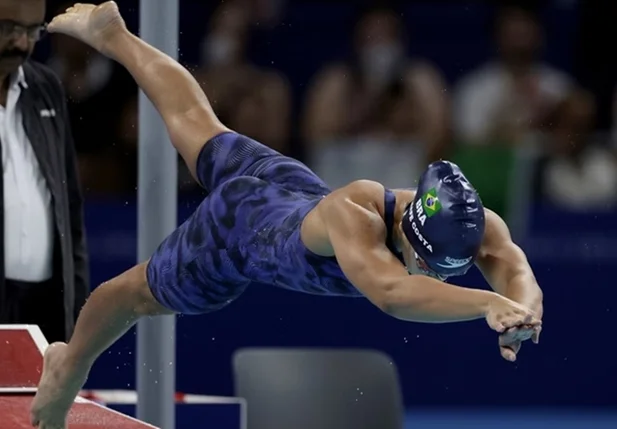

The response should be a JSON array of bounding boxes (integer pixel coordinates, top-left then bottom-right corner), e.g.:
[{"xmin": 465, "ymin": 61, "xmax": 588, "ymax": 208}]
[
  {"xmin": 30, "ymin": 342, "xmax": 90, "ymax": 428},
  {"xmin": 47, "ymin": 1, "xmax": 127, "ymax": 56}
]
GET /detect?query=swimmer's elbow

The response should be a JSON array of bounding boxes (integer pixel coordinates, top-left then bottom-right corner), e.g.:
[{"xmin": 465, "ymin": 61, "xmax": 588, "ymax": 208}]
[
  {"xmin": 370, "ymin": 279, "xmax": 418, "ymax": 318},
  {"xmin": 375, "ymin": 299, "xmax": 404, "ymax": 318},
  {"xmin": 374, "ymin": 277, "xmax": 437, "ymax": 320},
  {"xmin": 377, "ymin": 297, "xmax": 416, "ymax": 320},
  {"xmin": 378, "ymin": 294, "xmax": 416, "ymax": 320}
]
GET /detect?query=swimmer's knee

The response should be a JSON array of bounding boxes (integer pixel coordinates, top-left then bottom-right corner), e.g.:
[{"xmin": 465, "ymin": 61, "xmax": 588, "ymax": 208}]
[
  {"xmin": 112, "ymin": 262, "xmax": 175, "ymax": 317},
  {"xmin": 168, "ymin": 110, "xmax": 230, "ymax": 185}
]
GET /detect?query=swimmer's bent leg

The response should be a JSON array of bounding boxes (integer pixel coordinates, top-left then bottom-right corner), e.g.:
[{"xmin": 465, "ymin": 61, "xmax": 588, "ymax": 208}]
[
  {"xmin": 63, "ymin": 199, "xmax": 249, "ymax": 370},
  {"xmin": 64, "ymin": 176, "xmax": 253, "ymax": 369},
  {"xmin": 63, "ymin": 263, "xmax": 170, "ymax": 369},
  {"xmin": 64, "ymin": 204, "xmax": 251, "ymax": 366},
  {"xmin": 146, "ymin": 198, "xmax": 250, "ymax": 314}
]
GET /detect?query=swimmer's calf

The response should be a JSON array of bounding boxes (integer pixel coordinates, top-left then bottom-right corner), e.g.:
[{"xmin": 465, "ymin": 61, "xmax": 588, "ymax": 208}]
[{"xmin": 30, "ymin": 263, "xmax": 171, "ymax": 428}]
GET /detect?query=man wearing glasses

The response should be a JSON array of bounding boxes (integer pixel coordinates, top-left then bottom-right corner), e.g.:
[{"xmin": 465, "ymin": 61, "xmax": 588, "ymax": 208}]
[{"xmin": 0, "ymin": 0, "xmax": 89, "ymax": 344}]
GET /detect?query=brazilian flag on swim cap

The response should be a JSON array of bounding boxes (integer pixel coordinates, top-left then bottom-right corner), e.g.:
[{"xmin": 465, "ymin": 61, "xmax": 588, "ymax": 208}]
[
  {"xmin": 422, "ymin": 188, "xmax": 442, "ymax": 218},
  {"xmin": 402, "ymin": 160, "xmax": 485, "ymax": 277}
]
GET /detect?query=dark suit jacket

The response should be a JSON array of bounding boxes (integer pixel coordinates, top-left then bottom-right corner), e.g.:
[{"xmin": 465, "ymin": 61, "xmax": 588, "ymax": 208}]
[{"xmin": 0, "ymin": 60, "xmax": 90, "ymax": 339}]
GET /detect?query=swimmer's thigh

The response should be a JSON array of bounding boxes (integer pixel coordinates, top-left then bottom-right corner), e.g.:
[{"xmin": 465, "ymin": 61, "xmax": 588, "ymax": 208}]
[
  {"xmin": 146, "ymin": 200, "xmax": 249, "ymax": 315},
  {"xmin": 197, "ymin": 131, "xmax": 331, "ymax": 195}
]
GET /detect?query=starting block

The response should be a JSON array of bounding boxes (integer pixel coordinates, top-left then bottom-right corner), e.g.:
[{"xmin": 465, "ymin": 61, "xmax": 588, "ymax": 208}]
[{"xmin": 0, "ymin": 324, "xmax": 246, "ymax": 428}]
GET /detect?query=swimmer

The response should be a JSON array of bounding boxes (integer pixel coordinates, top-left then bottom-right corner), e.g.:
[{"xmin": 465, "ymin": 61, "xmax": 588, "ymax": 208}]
[{"xmin": 31, "ymin": 3, "xmax": 543, "ymax": 428}]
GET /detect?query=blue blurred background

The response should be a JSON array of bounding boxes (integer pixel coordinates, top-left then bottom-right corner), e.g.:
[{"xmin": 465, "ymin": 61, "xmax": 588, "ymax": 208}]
[{"xmin": 36, "ymin": 0, "xmax": 617, "ymax": 426}]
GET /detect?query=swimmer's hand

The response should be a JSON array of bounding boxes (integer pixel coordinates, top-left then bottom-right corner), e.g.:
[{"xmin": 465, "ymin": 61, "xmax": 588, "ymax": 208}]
[
  {"xmin": 47, "ymin": 1, "xmax": 127, "ymax": 56},
  {"xmin": 497, "ymin": 298, "xmax": 542, "ymax": 362},
  {"xmin": 498, "ymin": 324, "xmax": 541, "ymax": 362},
  {"xmin": 485, "ymin": 295, "xmax": 541, "ymax": 338}
]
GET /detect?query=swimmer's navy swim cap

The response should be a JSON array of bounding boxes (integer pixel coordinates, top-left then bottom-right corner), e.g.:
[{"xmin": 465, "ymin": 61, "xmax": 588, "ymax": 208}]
[{"xmin": 401, "ymin": 160, "xmax": 485, "ymax": 277}]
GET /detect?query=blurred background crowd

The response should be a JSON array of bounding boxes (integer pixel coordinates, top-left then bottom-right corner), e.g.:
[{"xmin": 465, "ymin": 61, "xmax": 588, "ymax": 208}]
[{"xmin": 36, "ymin": 0, "xmax": 617, "ymax": 219}]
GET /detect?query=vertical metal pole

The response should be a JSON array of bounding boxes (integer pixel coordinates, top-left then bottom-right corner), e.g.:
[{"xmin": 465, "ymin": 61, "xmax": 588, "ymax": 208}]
[{"xmin": 136, "ymin": 0, "xmax": 178, "ymax": 428}]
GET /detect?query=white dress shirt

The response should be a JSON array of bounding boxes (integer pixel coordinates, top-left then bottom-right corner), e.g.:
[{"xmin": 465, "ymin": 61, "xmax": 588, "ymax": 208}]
[{"xmin": 0, "ymin": 66, "xmax": 54, "ymax": 282}]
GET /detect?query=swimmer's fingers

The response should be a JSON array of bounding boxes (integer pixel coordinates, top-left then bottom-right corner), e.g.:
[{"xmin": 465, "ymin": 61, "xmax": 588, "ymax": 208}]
[
  {"xmin": 512, "ymin": 316, "xmax": 542, "ymax": 343},
  {"xmin": 498, "ymin": 324, "xmax": 541, "ymax": 363},
  {"xmin": 522, "ymin": 312, "xmax": 542, "ymax": 327},
  {"xmin": 502, "ymin": 325, "xmax": 537, "ymax": 343},
  {"xmin": 499, "ymin": 341, "xmax": 520, "ymax": 362},
  {"xmin": 499, "ymin": 326, "xmax": 519, "ymax": 344},
  {"xmin": 501, "ymin": 315, "xmax": 541, "ymax": 332},
  {"xmin": 531, "ymin": 325, "xmax": 542, "ymax": 344},
  {"xmin": 498, "ymin": 327, "xmax": 525, "ymax": 362},
  {"xmin": 485, "ymin": 316, "xmax": 505, "ymax": 333}
]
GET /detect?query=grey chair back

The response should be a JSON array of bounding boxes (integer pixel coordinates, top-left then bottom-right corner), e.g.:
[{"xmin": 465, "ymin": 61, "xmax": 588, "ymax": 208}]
[{"xmin": 233, "ymin": 348, "xmax": 404, "ymax": 429}]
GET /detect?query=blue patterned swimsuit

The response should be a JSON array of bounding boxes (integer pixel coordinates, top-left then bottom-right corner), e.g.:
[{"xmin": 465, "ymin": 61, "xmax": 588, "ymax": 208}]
[{"xmin": 146, "ymin": 132, "xmax": 403, "ymax": 314}]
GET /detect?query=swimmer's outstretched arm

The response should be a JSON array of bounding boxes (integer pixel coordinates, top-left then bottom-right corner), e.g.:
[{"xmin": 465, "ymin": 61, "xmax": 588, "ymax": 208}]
[
  {"xmin": 319, "ymin": 183, "xmax": 540, "ymax": 331},
  {"xmin": 475, "ymin": 209, "xmax": 543, "ymax": 361},
  {"xmin": 476, "ymin": 210, "xmax": 544, "ymax": 317},
  {"xmin": 47, "ymin": 1, "xmax": 229, "ymax": 181}
]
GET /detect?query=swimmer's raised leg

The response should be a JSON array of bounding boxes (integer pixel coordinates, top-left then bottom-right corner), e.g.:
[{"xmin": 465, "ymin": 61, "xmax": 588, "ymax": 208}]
[
  {"xmin": 30, "ymin": 4, "xmax": 230, "ymax": 427},
  {"xmin": 47, "ymin": 1, "xmax": 228, "ymax": 181}
]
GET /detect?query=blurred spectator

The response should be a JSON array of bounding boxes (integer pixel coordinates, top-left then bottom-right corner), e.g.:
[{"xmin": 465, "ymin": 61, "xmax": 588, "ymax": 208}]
[
  {"xmin": 302, "ymin": 6, "xmax": 449, "ymax": 189},
  {"xmin": 114, "ymin": 94, "xmax": 139, "ymax": 191},
  {"xmin": 46, "ymin": 2, "xmax": 136, "ymax": 194},
  {"xmin": 194, "ymin": 0, "xmax": 291, "ymax": 154},
  {"xmin": 610, "ymin": 88, "xmax": 617, "ymax": 149},
  {"xmin": 0, "ymin": 0, "xmax": 89, "ymax": 342},
  {"xmin": 535, "ymin": 90, "xmax": 617, "ymax": 210},
  {"xmin": 453, "ymin": 5, "xmax": 574, "ymax": 146}
]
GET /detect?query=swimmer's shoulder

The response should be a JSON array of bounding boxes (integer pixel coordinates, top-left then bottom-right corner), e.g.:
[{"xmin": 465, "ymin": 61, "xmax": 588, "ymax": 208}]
[
  {"xmin": 313, "ymin": 180, "xmax": 415, "ymax": 221},
  {"xmin": 320, "ymin": 180, "xmax": 385, "ymax": 214},
  {"xmin": 302, "ymin": 181, "xmax": 415, "ymax": 254},
  {"xmin": 476, "ymin": 208, "xmax": 509, "ymax": 257},
  {"xmin": 301, "ymin": 180, "xmax": 387, "ymax": 256}
]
